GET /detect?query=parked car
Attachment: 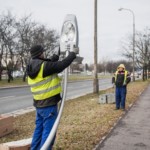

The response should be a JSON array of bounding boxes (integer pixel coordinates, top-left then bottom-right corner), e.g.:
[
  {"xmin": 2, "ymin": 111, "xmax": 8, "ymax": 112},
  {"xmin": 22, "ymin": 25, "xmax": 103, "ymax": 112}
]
[{"xmin": 12, "ymin": 71, "xmax": 24, "ymax": 78}]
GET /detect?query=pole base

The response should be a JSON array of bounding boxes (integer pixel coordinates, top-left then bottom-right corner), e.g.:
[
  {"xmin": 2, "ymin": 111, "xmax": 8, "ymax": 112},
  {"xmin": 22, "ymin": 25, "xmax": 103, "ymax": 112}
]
[{"xmin": 93, "ymin": 78, "xmax": 99, "ymax": 94}]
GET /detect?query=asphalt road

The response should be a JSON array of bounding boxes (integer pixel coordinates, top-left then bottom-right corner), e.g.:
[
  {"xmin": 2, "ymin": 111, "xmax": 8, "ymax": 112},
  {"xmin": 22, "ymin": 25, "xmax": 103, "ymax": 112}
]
[{"xmin": 0, "ymin": 78, "xmax": 112, "ymax": 114}]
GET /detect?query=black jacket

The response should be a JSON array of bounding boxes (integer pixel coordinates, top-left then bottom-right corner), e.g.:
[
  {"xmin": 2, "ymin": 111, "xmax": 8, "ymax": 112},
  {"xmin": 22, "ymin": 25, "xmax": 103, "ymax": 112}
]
[
  {"xmin": 27, "ymin": 52, "xmax": 76, "ymax": 108},
  {"xmin": 112, "ymin": 70, "xmax": 131, "ymax": 87}
]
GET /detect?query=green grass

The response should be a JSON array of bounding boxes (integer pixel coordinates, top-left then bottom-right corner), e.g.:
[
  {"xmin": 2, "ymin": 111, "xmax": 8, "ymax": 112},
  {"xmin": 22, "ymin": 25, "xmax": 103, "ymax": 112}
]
[
  {"xmin": 0, "ymin": 75, "xmax": 112, "ymax": 87},
  {"xmin": 0, "ymin": 78, "xmax": 27, "ymax": 87}
]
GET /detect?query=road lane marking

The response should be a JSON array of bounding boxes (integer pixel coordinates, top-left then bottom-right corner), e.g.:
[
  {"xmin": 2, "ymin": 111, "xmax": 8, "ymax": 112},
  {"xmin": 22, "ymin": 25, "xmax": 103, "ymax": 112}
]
[
  {"xmin": 0, "ymin": 96, "xmax": 15, "ymax": 100},
  {"xmin": 17, "ymin": 95, "xmax": 32, "ymax": 98},
  {"xmin": 0, "ymin": 95, "xmax": 32, "ymax": 103}
]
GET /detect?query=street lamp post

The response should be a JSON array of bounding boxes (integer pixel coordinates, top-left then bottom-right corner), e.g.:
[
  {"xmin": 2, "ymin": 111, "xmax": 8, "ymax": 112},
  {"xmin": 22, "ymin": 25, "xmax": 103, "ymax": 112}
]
[
  {"xmin": 118, "ymin": 8, "xmax": 135, "ymax": 81},
  {"xmin": 93, "ymin": 0, "xmax": 99, "ymax": 93}
]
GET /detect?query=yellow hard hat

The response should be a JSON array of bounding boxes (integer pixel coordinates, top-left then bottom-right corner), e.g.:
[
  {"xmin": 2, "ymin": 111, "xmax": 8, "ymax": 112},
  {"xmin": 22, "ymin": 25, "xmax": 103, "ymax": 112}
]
[{"xmin": 118, "ymin": 64, "xmax": 125, "ymax": 69}]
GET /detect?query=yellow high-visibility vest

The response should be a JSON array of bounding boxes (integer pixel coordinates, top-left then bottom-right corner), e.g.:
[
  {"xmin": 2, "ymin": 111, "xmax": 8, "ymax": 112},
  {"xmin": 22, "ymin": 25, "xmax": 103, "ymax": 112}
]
[
  {"xmin": 28, "ymin": 63, "xmax": 62, "ymax": 100},
  {"xmin": 115, "ymin": 70, "xmax": 128, "ymax": 85}
]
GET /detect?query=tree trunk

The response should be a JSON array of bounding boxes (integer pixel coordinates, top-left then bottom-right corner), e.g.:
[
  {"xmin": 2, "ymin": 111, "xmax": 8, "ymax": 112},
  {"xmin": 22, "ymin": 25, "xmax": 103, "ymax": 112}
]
[
  {"xmin": 142, "ymin": 66, "xmax": 145, "ymax": 81},
  {"xmin": 0, "ymin": 69, "xmax": 2, "ymax": 81},
  {"xmin": 23, "ymin": 71, "xmax": 26, "ymax": 82},
  {"xmin": 7, "ymin": 69, "xmax": 13, "ymax": 83},
  {"xmin": 145, "ymin": 65, "xmax": 147, "ymax": 80}
]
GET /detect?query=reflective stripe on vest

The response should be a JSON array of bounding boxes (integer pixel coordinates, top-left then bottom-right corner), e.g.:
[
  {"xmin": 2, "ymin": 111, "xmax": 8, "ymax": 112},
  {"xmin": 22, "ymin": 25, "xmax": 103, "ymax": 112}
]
[
  {"xmin": 28, "ymin": 63, "xmax": 62, "ymax": 100},
  {"xmin": 115, "ymin": 70, "xmax": 128, "ymax": 85}
]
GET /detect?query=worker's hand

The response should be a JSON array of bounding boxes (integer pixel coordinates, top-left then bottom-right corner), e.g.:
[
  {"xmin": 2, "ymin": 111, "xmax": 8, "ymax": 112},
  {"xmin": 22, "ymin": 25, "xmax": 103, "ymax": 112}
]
[{"xmin": 73, "ymin": 46, "xmax": 79, "ymax": 54}]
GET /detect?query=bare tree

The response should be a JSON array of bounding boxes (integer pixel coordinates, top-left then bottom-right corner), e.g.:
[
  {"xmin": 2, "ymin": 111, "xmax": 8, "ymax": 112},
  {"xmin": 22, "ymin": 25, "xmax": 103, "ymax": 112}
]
[
  {"xmin": 122, "ymin": 28, "xmax": 150, "ymax": 80},
  {"xmin": 15, "ymin": 15, "xmax": 37, "ymax": 81},
  {"xmin": 0, "ymin": 11, "xmax": 60, "ymax": 82},
  {"xmin": 0, "ymin": 43, "xmax": 4, "ymax": 80},
  {"xmin": 89, "ymin": 60, "xmax": 128, "ymax": 74},
  {"xmin": 31, "ymin": 25, "xmax": 59, "ymax": 58},
  {"xmin": 0, "ymin": 11, "xmax": 17, "ymax": 82},
  {"xmin": 135, "ymin": 30, "xmax": 150, "ymax": 80}
]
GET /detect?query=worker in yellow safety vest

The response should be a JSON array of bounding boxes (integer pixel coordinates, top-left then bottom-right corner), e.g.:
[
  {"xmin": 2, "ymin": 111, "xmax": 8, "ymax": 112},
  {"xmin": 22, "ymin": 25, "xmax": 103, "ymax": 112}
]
[
  {"xmin": 112, "ymin": 64, "xmax": 131, "ymax": 111},
  {"xmin": 27, "ymin": 45, "xmax": 78, "ymax": 150}
]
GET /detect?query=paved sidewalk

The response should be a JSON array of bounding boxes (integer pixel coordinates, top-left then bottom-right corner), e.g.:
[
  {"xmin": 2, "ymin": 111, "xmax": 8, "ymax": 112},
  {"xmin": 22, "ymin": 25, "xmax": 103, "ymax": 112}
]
[{"xmin": 96, "ymin": 84, "xmax": 150, "ymax": 150}]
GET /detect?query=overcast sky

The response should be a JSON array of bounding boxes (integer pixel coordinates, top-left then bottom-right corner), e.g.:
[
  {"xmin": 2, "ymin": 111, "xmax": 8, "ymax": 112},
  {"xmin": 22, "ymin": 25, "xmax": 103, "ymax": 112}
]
[{"xmin": 0, "ymin": 0, "xmax": 150, "ymax": 63}]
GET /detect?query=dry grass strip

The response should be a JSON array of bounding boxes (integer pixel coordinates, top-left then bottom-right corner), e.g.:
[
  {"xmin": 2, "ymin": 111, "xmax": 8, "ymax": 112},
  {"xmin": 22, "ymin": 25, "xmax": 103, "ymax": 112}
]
[{"xmin": 0, "ymin": 80, "xmax": 149, "ymax": 150}]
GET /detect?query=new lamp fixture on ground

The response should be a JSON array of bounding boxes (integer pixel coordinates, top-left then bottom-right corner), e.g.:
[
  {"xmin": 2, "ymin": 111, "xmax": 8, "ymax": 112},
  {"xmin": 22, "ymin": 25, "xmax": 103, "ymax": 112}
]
[
  {"xmin": 41, "ymin": 14, "xmax": 79, "ymax": 150},
  {"xmin": 118, "ymin": 8, "xmax": 135, "ymax": 81}
]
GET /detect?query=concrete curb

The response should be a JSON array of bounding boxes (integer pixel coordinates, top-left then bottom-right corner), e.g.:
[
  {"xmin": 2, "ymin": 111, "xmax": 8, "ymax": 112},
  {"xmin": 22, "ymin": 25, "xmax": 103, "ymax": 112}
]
[
  {"xmin": 4, "ymin": 106, "xmax": 35, "ymax": 117},
  {"xmin": 94, "ymin": 85, "xmax": 147, "ymax": 150},
  {"xmin": 0, "ymin": 138, "xmax": 31, "ymax": 150}
]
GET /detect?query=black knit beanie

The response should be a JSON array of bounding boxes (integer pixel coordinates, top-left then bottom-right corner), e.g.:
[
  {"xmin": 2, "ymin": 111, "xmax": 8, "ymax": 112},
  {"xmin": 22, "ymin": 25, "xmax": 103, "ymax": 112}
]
[{"xmin": 30, "ymin": 45, "xmax": 44, "ymax": 58}]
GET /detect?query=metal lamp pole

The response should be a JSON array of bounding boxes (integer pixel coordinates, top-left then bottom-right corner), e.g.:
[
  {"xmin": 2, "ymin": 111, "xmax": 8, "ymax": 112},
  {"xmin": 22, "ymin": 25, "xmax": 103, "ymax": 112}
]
[
  {"xmin": 118, "ymin": 8, "xmax": 135, "ymax": 81},
  {"xmin": 93, "ymin": 0, "xmax": 99, "ymax": 93}
]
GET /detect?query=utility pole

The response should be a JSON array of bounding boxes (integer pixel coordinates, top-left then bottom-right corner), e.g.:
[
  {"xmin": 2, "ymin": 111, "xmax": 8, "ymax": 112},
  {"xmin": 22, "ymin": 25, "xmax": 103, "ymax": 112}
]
[{"xmin": 93, "ymin": 0, "xmax": 99, "ymax": 93}]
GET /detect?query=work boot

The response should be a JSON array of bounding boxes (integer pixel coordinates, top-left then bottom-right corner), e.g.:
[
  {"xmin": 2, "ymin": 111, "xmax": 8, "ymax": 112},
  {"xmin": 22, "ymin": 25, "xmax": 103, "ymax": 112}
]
[
  {"xmin": 114, "ymin": 107, "xmax": 120, "ymax": 110},
  {"xmin": 121, "ymin": 108, "xmax": 126, "ymax": 111}
]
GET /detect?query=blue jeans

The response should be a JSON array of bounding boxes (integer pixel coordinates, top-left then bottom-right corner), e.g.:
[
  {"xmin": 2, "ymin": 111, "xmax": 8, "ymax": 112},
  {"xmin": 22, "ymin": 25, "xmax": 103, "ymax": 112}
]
[
  {"xmin": 115, "ymin": 86, "xmax": 127, "ymax": 109},
  {"xmin": 31, "ymin": 105, "xmax": 58, "ymax": 150}
]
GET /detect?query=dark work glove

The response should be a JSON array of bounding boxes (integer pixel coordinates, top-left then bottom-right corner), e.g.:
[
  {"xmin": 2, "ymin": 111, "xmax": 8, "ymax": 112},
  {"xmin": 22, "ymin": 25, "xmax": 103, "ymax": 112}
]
[{"xmin": 51, "ymin": 54, "xmax": 59, "ymax": 62}]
